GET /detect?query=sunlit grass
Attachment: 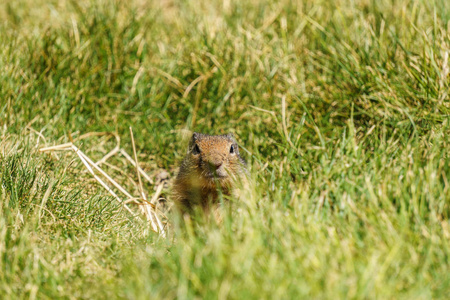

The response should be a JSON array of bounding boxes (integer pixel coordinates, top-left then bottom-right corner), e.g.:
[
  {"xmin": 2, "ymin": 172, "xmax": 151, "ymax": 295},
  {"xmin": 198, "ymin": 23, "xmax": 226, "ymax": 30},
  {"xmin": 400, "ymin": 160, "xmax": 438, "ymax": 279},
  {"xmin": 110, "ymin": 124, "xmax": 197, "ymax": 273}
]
[{"xmin": 0, "ymin": 0, "xmax": 449, "ymax": 298}]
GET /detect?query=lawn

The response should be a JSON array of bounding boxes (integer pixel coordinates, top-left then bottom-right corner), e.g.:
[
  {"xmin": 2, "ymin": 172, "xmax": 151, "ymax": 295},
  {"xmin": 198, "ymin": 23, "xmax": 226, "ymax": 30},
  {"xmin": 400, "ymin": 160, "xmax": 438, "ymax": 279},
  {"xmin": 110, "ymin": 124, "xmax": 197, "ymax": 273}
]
[{"xmin": 1, "ymin": 0, "xmax": 449, "ymax": 298}]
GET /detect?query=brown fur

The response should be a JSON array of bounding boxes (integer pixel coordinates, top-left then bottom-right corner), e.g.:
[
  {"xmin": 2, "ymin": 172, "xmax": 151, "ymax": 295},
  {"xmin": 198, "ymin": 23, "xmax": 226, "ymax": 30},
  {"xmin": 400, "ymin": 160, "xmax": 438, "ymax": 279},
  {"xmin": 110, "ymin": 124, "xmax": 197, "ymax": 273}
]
[{"xmin": 173, "ymin": 132, "xmax": 247, "ymax": 214}]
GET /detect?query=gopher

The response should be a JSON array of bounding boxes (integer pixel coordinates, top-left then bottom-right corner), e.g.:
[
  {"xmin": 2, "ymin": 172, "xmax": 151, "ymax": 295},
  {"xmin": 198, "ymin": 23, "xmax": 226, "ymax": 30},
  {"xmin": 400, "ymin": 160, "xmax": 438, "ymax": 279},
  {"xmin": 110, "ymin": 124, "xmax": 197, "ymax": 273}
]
[{"xmin": 173, "ymin": 132, "xmax": 247, "ymax": 215}]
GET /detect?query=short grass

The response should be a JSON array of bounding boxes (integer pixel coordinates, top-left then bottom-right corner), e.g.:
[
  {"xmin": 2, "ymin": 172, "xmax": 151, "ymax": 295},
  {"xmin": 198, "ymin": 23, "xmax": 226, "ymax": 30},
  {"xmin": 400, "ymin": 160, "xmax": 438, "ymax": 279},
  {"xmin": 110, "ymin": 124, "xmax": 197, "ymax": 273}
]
[{"xmin": 1, "ymin": 0, "xmax": 450, "ymax": 298}]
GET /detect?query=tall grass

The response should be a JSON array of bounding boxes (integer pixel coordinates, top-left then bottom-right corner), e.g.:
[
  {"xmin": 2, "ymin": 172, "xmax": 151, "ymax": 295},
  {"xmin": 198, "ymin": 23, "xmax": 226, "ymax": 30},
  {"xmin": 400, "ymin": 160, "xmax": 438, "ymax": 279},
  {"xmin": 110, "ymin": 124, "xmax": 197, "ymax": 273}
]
[{"xmin": 0, "ymin": 0, "xmax": 449, "ymax": 298}]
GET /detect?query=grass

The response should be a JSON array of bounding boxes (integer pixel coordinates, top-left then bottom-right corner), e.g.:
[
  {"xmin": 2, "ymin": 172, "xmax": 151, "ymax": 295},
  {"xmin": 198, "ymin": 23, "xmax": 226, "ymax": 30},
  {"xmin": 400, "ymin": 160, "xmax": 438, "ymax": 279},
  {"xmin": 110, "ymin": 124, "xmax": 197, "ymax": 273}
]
[{"xmin": 1, "ymin": 0, "xmax": 450, "ymax": 298}]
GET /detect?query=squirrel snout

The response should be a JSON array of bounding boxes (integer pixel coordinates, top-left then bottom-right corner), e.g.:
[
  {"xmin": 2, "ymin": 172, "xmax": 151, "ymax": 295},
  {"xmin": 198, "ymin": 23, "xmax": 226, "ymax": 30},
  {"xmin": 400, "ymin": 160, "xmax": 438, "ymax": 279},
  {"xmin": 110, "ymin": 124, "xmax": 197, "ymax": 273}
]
[
  {"xmin": 206, "ymin": 156, "xmax": 224, "ymax": 171},
  {"xmin": 209, "ymin": 160, "xmax": 223, "ymax": 170}
]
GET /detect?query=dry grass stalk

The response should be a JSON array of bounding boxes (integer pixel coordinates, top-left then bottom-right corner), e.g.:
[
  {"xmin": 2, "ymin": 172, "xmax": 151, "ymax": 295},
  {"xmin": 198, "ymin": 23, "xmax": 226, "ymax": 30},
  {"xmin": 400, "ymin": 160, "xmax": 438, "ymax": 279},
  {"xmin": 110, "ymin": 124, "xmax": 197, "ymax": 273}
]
[
  {"xmin": 130, "ymin": 127, "xmax": 165, "ymax": 237},
  {"xmin": 119, "ymin": 149, "xmax": 154, "ymax": 184},
  {"xmin": 39, "ymin": 134, "xmax": 166, "ymax": 238}
]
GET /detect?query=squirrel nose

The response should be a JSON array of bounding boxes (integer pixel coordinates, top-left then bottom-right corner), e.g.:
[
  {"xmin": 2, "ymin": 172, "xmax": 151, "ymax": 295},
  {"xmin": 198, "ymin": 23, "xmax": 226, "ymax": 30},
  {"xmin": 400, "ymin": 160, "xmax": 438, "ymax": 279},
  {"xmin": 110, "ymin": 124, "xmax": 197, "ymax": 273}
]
[{"xmin": 209, "ymin": 158, "xmax": 222, "ymax": 170}]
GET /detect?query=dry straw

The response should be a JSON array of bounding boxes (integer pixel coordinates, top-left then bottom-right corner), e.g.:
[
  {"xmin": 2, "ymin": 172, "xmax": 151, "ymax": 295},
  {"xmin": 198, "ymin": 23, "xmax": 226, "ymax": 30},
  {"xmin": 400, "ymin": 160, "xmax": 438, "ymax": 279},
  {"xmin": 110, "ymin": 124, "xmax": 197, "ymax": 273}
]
[{"xmin": 39, "ymin": 129, "xmax": 166, "ymax": 238}]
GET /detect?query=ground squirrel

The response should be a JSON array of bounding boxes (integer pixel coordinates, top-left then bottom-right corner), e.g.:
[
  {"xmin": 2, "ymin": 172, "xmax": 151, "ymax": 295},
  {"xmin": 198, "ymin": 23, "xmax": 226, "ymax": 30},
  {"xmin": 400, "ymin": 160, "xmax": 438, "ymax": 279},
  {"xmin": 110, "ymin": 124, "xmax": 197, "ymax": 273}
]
[{"xmin": 173, "ymin": 132, "xmax": 247, "ymax": 214}]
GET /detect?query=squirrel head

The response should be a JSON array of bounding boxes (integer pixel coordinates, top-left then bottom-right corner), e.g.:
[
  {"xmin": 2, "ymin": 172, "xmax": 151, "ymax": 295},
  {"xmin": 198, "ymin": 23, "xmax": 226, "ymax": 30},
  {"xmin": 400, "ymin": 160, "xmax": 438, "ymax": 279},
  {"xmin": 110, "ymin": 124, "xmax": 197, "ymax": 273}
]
[
  {"xmin": 186, "ymin": 132, "xmax": 245, "ymax": 181},
  {"xmin": 174, "ymin": 132, "xmax": 248, "ymax": 210}
]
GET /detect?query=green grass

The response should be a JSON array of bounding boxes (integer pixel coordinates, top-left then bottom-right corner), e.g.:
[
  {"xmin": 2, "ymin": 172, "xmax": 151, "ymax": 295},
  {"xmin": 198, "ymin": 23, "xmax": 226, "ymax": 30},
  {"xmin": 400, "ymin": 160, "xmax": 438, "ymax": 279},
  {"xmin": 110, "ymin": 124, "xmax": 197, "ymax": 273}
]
[{"xmin": 1, "ymin": 0, "xmax": 450, "ymax": 298}]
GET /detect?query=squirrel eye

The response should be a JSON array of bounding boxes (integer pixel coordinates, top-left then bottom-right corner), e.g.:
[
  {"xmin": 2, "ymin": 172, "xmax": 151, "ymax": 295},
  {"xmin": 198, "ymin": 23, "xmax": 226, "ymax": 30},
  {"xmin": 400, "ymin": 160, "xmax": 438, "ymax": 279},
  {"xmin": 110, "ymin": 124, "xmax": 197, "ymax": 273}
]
[
  {"xmin": 192, "ymin": 144, "xmax": 200, "ymax": 155},
  {"xmin": 230, "ymin": 145, "xmax": 235, "ymax": 154}
]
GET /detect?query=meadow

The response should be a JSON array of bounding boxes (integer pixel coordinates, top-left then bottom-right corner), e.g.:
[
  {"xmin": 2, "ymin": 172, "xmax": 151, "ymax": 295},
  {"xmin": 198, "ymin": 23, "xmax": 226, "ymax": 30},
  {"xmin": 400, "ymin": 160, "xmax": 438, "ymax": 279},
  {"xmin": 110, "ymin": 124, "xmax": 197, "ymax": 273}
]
[{"xmin": 1, "ymin": 0, "xmax": 450, "ymax": 298}]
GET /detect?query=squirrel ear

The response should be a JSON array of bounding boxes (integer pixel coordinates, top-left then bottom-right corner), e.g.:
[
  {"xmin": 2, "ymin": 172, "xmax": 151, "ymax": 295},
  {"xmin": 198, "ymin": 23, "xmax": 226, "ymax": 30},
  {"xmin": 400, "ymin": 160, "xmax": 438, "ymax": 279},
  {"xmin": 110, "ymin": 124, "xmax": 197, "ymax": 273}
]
[
  {"xmin": 224, "ymin": 133, "xmax": 236, "ymax": 142},
  {"xmin": 192, "ymin": 132, "xmax": 200, "ymax": 141},
  {"xmin": 189, "ymin": 132, "xmax": 198, "ymax": 148},
  {"xmin": 225, "ymin": 133, "xmax": 235, "ymax": 139},
  {"xmin": 188, "ymin": 133, "xmax": 198, "ymax": 154}
]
